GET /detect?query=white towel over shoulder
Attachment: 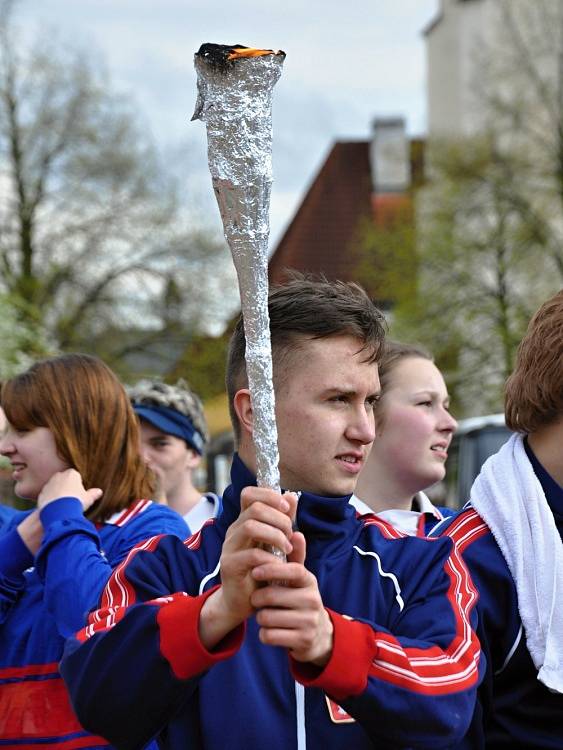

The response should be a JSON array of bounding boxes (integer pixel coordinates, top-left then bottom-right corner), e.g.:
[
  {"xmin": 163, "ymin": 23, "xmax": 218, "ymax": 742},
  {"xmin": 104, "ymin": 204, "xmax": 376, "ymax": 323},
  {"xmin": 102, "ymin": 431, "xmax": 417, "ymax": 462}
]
[{"xmin": 469, "ymin": 433, "xmax": 563, "ymax": 693}]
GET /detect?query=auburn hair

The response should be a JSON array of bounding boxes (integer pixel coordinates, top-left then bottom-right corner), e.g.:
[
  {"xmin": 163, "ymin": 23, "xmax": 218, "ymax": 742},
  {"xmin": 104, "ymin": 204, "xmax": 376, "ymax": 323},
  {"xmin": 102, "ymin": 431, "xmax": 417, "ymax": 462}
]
[
  {"xmin": 1, "ymin": 353, "xmax": 154, "ymax": 522},
  {"xmin": 505, "ymin": 289, "xmax": 563, "ymax": 434}
]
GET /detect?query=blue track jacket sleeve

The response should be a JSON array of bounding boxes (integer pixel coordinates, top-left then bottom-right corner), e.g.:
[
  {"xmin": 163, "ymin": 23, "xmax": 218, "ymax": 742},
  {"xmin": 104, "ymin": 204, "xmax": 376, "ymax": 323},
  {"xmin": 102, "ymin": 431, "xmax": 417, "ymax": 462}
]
[
  {"xmin": 34, "ymin": 497, "xmax": 189, "ymax": 638},
  {"xmin": 61, "ymin": 533, "xmax": 244, "ymax": 750},
  {"xmin": 0, "ymin": 524, "xmax": 34, "ymax": 622},
  {"xmin": 61, "ymin": 531, "xmax": 483, "ymax": 750}
]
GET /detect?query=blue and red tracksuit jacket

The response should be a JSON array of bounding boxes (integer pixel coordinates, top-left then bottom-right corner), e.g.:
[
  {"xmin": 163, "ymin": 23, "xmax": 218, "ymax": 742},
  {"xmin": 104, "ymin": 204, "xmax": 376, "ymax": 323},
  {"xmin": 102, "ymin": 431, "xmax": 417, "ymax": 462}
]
[
  {"xmin": 62, "ymin": 454, "xmax": 484, "ymax": 750},
  {"xmin": 0, "ymin": 497, "xmax": 188, "ymax": 750},
  {"xmin": 432, "ymin": 440, "xmax": 563, "ymax": 749}
]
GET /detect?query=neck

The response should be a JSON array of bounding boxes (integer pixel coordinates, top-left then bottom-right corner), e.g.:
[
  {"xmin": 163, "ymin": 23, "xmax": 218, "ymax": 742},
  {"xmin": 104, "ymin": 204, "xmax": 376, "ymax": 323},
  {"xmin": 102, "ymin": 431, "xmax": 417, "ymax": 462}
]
[
  {"xmin": 360, "ymin": 489, "xmax": 415, "ymax": 514},
  {"xmin": 165, "ymin": 480, "xmax": 202, "ymax": 517},
  {"xmin": 355, "ymin": 461, "xmax": 416, "ymax": 513},
  {"xmin": 237, "ymin": 443, "xmax": 257, "ymax": 477},
  {"xmin": 528, "ymin": 419, "xmax": 563, "ymax": 487}
]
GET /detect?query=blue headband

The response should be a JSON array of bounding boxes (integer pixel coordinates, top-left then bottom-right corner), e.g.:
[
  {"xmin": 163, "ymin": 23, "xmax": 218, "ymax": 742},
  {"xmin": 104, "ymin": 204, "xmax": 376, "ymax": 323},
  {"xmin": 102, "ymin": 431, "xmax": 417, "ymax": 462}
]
[{"xmin": 133, "ymin": 404, "xmax": 205, "ymax": 455}]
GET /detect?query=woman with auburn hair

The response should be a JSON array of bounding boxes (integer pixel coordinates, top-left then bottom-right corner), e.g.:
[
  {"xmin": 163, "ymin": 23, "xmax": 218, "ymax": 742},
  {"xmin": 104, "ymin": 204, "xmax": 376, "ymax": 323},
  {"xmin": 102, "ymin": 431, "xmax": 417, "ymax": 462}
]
[
  {"xmin": 432, "ymin": 289, "xmax": 563, "ymax": 748},
  {"xmin": 0, "ymin": 353, "xmax": 188, "ymax": 750},
  {"xmin": 352, "ymin": 341, "xmax": 458, "ymax": 535}
]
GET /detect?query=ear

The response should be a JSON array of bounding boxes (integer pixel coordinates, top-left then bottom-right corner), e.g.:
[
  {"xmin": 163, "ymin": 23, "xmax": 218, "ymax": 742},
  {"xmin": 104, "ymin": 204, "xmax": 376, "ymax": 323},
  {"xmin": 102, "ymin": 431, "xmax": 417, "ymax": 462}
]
[
  {"xmin": 185, "ymin": 449, "xmax": 202, "ymax": 470},
  {"xmin": 233, "ymin": 388, "xmax": 253, "ymax": 439}
]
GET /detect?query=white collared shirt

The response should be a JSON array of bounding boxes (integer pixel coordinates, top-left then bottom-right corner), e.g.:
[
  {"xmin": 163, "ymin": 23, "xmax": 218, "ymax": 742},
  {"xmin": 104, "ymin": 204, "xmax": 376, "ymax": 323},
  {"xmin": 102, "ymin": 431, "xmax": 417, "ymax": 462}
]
[{"xmin": 350, "ymin": 492, "xmax": 445, "ymax": 536}]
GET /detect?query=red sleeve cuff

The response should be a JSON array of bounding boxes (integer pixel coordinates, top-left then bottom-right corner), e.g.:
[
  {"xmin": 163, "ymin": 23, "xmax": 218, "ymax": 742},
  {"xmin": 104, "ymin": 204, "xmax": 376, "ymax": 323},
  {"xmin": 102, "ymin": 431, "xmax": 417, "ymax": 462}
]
[
  {"xmin": 290, "ymin": 609, "xmax": 379, "ymax": 701},
  {"xmin": 157, "ymin": 585, "xmax": 245, "ymax": 679}
]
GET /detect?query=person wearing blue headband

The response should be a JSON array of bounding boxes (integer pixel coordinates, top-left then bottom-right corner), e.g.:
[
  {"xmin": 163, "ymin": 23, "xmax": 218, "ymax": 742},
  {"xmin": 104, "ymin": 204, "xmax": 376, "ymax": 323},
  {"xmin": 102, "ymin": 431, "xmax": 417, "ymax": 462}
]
[{"xmin": 128, "ymin": 379, "xmax": 221, "ymax": 532}]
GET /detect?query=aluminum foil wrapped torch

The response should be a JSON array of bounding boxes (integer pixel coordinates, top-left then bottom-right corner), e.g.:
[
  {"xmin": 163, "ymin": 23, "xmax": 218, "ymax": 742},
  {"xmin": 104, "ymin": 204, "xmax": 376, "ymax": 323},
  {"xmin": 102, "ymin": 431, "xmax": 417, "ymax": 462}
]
[{"xmin": 192, "ymin": 43, "xmax": 286, "ymax": 558}]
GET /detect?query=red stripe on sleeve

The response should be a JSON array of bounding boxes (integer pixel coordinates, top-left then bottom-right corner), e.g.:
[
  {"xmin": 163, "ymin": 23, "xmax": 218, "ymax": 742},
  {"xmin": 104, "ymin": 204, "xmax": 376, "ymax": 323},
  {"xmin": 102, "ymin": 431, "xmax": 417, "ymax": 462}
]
[
  {"xmin": 368, "ymin": 543, "xmax": 481, "ymax": 695},
  {"xmin": 290, "ymin": 610, "xmax": 378, "ymax": 700},
  {"xmin": 157, "ymin": 586, "xmax": 245, "ymax": 679},
  {"xmin": 76, "ymin": 534, "xmax": 165, "ymax": 642}
]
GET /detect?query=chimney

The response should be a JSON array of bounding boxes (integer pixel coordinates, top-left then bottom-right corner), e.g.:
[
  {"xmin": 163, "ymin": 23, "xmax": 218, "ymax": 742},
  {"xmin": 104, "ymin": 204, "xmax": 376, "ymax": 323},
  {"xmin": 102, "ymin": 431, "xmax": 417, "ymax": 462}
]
[{"xmin": 369, "ymin": 117, "xmax": 409, "ymax": 193}]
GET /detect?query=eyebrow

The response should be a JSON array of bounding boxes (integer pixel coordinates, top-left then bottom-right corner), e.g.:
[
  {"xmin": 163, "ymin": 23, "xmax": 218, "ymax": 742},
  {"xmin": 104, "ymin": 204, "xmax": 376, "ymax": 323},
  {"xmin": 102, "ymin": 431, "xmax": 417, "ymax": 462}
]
[
  {"xmin": 413, "ymin": 390, "xmax": 450, "ymax": 402},
  {"xmin": 325, "ymin": 388, "xmax": 382, "ymax": 399}
]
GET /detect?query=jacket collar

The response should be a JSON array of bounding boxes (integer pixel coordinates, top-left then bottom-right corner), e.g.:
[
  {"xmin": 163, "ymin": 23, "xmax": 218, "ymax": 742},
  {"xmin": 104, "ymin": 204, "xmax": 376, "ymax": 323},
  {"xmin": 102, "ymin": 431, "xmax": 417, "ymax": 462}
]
[
  {"xmin": 525, "ymin": 438, "xmax": 563, "ymax": 520},
  {"xmin": 215, "ymin": 454, "xmax": 361, "ymax": 560}
]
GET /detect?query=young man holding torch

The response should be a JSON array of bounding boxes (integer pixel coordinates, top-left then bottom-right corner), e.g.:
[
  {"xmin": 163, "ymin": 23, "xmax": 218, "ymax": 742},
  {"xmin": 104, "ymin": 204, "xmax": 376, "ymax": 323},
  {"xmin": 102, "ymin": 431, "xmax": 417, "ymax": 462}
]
[{"xmin": 61, "ymin": 276, "xmax": 483, "ymax": 750}]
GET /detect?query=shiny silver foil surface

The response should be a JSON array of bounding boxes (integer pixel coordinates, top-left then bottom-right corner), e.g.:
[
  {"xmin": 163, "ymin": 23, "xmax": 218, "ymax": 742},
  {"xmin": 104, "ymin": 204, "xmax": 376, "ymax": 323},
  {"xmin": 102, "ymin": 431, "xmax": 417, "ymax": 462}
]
[{"xmin": 192, "ymin": 48, "xmax": 284, "ymax": 496}]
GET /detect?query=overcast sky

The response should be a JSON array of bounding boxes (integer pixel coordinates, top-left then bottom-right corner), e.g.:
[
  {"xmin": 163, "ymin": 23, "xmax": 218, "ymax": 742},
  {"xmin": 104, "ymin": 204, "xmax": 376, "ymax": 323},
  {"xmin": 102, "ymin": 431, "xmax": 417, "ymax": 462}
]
[{"xmin": 17, "ymin": 0, "xmax": 439, "ymax": 247}]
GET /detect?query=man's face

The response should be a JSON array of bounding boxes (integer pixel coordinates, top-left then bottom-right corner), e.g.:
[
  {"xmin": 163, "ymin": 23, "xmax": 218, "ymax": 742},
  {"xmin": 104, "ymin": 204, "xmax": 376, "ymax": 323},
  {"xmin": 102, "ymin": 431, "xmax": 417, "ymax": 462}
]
[
  {"xmin": 274, "ymin": 334, "xmax": 380, "ymax": 496},
  {"xmin": 139, "ymin": 421, "xmax": 196, "ymax": 496}
]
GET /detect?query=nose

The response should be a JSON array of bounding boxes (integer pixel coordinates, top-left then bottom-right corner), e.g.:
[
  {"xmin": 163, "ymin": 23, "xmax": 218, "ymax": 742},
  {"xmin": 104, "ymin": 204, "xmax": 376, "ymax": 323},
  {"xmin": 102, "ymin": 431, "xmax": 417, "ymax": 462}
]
[
  {"xmin": 439, "ymin": 408, "xmax": 458, "ymax": 434},
  {"xmin": 0, "ymin": 431, "xmax": 14, "ymax": 456},
  {"xmin": 140, "ymin": 445, "xmax": 152, "ymax": 464},
  {"xmin": 347, "ymin": 405, "xmax": 376, "ymax": 445}
]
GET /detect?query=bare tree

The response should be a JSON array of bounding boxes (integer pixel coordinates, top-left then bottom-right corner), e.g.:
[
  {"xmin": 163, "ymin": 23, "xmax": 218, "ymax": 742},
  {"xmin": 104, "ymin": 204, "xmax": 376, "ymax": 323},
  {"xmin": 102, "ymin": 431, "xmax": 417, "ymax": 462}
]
[{"xmin": 0, "ymin": 1, "xmax": 235, "ymax": 373}]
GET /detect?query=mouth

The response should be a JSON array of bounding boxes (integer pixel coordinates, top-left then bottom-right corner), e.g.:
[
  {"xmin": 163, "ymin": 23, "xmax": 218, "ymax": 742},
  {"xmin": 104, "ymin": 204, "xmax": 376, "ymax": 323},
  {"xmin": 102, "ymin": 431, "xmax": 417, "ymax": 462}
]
[
  {"xmin": 335, "ymin": 453, "xmax": 364, "ymax": 474},
  {"xmin": 430, "ymin": 444, "xmax": 448, "ymax": 459},
  {"xmin": 10, "ymin": 463, "xmax": 25, "ymax": 480}
]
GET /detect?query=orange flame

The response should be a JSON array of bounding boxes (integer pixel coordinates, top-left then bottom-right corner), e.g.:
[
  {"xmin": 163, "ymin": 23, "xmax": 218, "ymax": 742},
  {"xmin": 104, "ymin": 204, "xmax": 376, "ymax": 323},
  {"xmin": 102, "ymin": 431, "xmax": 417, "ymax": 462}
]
[{"xmin": 228, "ymin": 47, "xmax": 279, "ymax": 60}]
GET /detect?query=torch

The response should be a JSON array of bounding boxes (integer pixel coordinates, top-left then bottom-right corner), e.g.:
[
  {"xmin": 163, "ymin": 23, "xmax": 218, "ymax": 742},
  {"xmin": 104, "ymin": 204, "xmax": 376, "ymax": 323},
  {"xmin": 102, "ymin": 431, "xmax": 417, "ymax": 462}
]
[{"xmin": 192, "ymin": 43, "xmax": 286, "ymax": 558}]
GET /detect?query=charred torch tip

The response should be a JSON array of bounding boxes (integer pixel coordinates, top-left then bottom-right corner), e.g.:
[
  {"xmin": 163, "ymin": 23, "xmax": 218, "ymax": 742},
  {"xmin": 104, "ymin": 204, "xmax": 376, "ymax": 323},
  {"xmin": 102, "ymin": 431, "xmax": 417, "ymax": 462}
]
[{"xmin": 195, "ymin": 43, "xmax": 285, "ymax": 71}]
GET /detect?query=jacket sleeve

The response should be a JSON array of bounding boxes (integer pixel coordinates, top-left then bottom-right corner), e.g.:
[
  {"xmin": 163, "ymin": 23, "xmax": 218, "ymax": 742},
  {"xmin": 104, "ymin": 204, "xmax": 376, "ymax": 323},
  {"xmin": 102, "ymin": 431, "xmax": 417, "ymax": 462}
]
[
  {"xmin": 61, "ymin": 533, "xmax": 244, "ymax": 750},
  {"xmin": 291, "ymin": 535, "xmax": 484, "ymax": 749},
  {"xmin": 35, "ymin": 498, "xmax": 189, "ymax": 638},
  {"xmin": 0, "ymin": 522, "xmax": 34, "ymax": 622}
]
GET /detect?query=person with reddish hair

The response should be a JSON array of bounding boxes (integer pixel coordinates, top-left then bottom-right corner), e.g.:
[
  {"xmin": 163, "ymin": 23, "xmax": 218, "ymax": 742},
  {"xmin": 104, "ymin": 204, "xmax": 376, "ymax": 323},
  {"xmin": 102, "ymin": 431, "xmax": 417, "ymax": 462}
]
[
  {"xmin": 0, "ymin": 353, "xmax": 188, "ymax": 750},
  {"xmin": 433, "ymin": 289, "xmax": 563, "ymax": 748}
]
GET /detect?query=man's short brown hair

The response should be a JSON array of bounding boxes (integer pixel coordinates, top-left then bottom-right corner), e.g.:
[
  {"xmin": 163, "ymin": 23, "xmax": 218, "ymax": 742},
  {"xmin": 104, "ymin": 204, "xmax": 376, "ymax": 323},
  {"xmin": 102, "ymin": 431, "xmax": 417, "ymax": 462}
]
[
  {"xmin": 505, "ymin": 289, "xmax": 563, "ymax": 434},
  {"xmin": 226, "ymin": 274, "xmax": 387, "ymax": 441}
]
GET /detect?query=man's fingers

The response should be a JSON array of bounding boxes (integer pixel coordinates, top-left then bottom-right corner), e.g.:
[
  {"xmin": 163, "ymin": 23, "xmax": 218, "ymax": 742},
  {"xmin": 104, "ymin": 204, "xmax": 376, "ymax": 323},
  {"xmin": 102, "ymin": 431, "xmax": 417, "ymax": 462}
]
[
  {"xmin": 257, "ymin": 627, "xmax": 315, "ymax": 651},
  {"xmin": 224, "ymin": 546, "xmax": 285, "ymax": 573},
  {"xmin": 251, "ymin": 561, "xmax": 311, "ymax": 589},
  {"xmin": 287, "ymin": 531, "xmax": 306, "ymax": 565},
  {"xmin": 255, "ymin": 608, "xmax": 317, "ymax": 629},
  {"xmin": 227, "ymin": 518, "xmax": 293, "ymax": 555},
  {"xmin": 240, "ymin": 486, "xmax": 290, "ymax": 514},
  {"xmin": 282, "ymin": 492, "xmax": 299, "ymax": 523}
]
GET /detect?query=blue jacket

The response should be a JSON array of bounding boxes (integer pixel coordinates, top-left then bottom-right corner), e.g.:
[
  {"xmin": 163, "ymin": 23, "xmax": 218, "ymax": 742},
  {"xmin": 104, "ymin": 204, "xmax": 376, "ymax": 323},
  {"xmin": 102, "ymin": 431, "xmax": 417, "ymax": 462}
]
[
  {"xmin": 0, "ymin": 504, "xmax": 19, "ymax": 532},
  {"xmin": 62, "ymin": 455, "xmax": 483, "ymax": 750},
  {"xmin": 432, "ymin": 441, "xmax": 563, "ymax": 749},
  {"xmin": 0, "ymin": 497, "xmax": 188, "ymax": 750}
]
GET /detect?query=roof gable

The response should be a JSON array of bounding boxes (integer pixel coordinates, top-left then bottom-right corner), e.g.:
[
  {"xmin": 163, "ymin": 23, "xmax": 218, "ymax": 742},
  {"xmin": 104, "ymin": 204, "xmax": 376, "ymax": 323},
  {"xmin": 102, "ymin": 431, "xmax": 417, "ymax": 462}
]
[{"xmin": 269, "ymin": 141, "xmax": 373, "ymax": 285}]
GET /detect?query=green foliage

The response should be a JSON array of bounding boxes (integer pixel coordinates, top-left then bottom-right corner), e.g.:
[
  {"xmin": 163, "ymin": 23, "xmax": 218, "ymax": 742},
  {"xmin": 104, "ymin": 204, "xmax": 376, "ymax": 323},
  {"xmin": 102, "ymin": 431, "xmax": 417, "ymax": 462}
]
[
  {"xmin": 355, "ymin": 201, "xmax": 417, "ymax": 310},
  {"xmin": 386, "ymin": 0, "xmax": 563, "ymax": 417},
  {"xmin": 0, "ymin": 294, "xmax": 57, "ymax": 379},
  {"xmin": 390, "ymin": 134, "xmax": 561, "ymax": 416},
  {"xmin": 169, "ymin": 325, "xmax": 233, "ymax": 402}
]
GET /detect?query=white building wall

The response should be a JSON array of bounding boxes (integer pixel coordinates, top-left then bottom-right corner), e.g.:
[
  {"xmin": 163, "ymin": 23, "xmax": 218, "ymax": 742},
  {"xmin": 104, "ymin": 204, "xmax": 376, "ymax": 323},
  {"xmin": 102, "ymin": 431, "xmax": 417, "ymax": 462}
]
[{"xmin": 426, "ymin": 0, "xmax": 496, "ymax": 137}]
